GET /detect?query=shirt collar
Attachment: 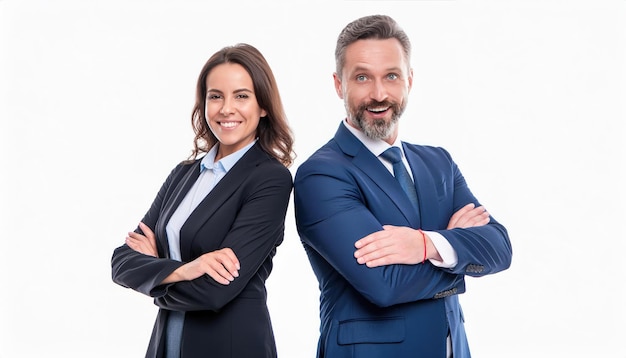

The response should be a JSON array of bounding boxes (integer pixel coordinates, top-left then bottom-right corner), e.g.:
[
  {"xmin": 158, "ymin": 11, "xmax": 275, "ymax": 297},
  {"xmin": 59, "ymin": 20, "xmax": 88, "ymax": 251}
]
[
  {"xmin": 342, "ymin": 119, "xmax": 404, "ymax": 157},
  {"xmin": 200, "ymin": 140, "xmax": 257, "ymax": 173}
]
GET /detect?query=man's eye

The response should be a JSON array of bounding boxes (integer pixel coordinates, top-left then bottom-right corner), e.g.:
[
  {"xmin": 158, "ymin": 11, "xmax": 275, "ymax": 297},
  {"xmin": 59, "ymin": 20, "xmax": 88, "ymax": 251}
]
[
  {"xmin": 387, "ymin": 73, "xmax": 398, "ymax": 80},
  {"xmin": 356, "ymin": 75, "xmax": 367, "ymax": 82}
]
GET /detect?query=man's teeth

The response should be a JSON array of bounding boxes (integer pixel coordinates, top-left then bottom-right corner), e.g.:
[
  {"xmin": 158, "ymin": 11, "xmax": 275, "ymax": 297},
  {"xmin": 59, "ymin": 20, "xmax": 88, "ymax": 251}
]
[{"xmin": 368, "ymin": 107, "xmax": 388, "ymax": 113}]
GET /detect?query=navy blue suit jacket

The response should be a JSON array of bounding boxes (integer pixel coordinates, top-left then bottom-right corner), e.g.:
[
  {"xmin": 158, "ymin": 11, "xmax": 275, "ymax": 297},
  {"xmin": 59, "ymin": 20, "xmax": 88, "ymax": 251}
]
[
  {"xmin": 294, "ymin": 122, "xmax": 512, "ymax": 358},
  {"xmin": 112, "ymin": 143, "xmax": 293, "ymax": 358}
]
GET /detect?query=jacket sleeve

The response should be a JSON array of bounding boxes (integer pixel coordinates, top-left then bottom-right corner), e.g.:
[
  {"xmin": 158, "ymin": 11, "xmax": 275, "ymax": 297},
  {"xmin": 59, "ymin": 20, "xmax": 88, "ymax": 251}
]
[
  {"xmin": 294, "ymin": 157, "xmax": 464, "ymax": 308},
  {"xmin": 433, "ymin": 148, "xmax": 513, "ymax": 277},
  {"xmin": 111, "ymin": 163, "xmax": 187, "ymax": 296},
  {"xmin": 152, "ymin": 164, "xmax": 293, "ymax": 312}
]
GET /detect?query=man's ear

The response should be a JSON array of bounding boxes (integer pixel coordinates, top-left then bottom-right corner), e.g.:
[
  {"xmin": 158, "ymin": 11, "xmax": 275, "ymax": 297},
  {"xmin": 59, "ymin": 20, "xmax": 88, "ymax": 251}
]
[{"xmin": 333, "ymin": 73, "xmax": 344, "ymax": 99}]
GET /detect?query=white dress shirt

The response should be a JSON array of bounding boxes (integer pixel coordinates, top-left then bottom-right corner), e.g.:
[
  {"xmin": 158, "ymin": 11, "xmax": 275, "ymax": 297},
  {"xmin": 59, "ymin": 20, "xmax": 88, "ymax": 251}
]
[
  {"xmin": 343, "ymin": 121, "xmax": 455, "ymax": 357},
  {"xmin": 342, "ymin": 120, "xmax": 458, "ymax": 268}
]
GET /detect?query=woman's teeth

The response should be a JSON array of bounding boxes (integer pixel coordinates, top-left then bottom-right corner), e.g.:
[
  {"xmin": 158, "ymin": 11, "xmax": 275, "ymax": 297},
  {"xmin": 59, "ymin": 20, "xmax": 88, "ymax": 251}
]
[{"xmin": 220, "ymin": 121, "xmax": 238, "ymax": 128}]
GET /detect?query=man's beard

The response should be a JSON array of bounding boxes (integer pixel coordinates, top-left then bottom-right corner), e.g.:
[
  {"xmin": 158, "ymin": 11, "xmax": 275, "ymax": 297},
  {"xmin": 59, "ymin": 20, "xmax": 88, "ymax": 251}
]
[{"xmin": 347, "ymin": 100, "xmax": 405, "ymax": 140}]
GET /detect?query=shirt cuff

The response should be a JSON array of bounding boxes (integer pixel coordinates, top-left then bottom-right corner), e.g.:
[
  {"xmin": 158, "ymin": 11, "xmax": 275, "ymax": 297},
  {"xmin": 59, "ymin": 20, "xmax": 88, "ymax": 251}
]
[{"xmin": 424, "ymin": 231, "xmax": 458, "ymax": 268}]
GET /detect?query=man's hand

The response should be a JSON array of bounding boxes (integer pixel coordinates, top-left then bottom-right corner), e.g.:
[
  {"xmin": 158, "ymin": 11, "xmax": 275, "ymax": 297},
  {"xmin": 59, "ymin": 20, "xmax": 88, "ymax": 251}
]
[
  {"xmin": 354, "ymin": 203, "xmax": 489, "ymax": 267},
  {"xmin": 354, "ymin": 225, "xmax": 430, "ymax": 267},
  {"xmin": 447, "ymin": 203, "xmax": 489, "ymax": 229}
]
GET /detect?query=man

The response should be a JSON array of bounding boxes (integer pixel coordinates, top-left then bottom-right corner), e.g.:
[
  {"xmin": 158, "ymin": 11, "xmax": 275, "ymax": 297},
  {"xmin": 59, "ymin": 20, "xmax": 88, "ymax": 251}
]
[{"xmin": 293, "ymin": 15, "xmax": 512, "ymax": 358}]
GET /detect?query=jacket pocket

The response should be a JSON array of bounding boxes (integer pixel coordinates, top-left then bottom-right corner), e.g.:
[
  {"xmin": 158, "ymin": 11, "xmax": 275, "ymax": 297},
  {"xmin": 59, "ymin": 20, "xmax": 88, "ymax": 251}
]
[{"xmin": 337, "ymin": 317, "xmax": 405, "ymax": 345}]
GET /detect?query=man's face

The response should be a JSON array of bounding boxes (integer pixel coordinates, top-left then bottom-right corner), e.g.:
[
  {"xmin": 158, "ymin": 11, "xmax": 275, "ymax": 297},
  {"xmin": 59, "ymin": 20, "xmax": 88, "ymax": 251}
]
[{"xmin": 334, "ymin": 38, "xmax": 413, "ymax": 144}]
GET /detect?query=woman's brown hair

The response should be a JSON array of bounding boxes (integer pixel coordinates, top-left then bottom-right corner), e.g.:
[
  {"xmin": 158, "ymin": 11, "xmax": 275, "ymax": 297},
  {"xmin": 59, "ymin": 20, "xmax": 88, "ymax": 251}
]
[{"xmin": 190, "ymin": 43, "xmax": 294, "ymax": 167}]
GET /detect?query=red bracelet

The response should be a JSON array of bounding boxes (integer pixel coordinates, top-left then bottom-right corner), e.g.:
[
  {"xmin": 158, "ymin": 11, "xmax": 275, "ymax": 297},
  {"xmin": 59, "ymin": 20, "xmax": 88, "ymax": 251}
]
[{"xmin": 418, "ymin": 229, "xmax": 427, "ymax": 263}]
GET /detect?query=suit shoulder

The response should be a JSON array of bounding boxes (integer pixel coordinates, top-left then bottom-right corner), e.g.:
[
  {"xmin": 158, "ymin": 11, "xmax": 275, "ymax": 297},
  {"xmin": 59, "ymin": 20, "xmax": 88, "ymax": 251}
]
[
  {"xmin": 296, "ymin": 140, "xmax": 344, "ymax": 171},
  {"xmin": 175, "ymin": 158, "xmax": 200, "ymax": 171},
  {"xmin": 164, "ymin": 159, "xmax": 199, "ymax": 182},
  {"xmin": 404, "ymin": 143, "xmax": 454, "ymax": 161},
  {"xmin": 251, "ymin": 151, "xmax": 293, "ymax": 184}
]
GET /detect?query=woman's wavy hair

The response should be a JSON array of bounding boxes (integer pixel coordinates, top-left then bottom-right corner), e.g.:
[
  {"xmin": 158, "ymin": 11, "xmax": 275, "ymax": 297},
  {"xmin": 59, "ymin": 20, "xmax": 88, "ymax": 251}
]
[{"xmin": 189, "ymin": 43, "xmax": 294, "ymax": 167}]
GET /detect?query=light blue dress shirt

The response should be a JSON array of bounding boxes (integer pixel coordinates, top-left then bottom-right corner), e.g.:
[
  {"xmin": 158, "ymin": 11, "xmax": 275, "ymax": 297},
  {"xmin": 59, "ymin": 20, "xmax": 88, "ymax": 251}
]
[{"xmin": 163, "ymin": 140, "xmax": 256, "ymax": 358}]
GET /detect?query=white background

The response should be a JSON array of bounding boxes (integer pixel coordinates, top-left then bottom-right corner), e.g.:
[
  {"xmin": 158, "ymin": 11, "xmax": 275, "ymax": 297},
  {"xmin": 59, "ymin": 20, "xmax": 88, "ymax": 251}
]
[{"xmin": 1, "ymin": 0, "xmax": 624, "ymax": 357}]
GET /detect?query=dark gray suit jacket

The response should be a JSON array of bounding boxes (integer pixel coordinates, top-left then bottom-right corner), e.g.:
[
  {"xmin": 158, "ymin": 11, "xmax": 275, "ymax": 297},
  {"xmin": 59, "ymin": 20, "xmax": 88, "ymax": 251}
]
[{"xmin": 112, "ymin": 143, "xmax": 293, "ymax": 358}]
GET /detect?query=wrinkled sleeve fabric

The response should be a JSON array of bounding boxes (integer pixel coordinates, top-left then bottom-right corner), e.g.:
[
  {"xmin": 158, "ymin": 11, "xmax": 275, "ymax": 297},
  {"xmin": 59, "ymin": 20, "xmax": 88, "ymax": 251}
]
[
  {"xmin": 111, "ymin": 163, "xmax": 188, "ymax": 296},
  {"xmin": 431, "ymin": 147, "xmax": 512, "ymax": 277}
]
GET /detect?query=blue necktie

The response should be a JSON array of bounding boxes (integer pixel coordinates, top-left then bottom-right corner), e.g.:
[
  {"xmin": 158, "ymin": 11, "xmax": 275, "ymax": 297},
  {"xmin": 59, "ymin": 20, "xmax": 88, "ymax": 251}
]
[{"xmin": 380, "ymin": 146, "xmax": 419, "ymax": 211}]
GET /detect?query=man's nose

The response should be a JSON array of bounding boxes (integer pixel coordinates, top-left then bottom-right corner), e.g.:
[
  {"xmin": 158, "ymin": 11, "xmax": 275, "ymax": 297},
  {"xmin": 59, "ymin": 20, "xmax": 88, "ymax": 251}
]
[{"xmin": 369, "ymin": 79, "xmax": 388, "ymax": 102}]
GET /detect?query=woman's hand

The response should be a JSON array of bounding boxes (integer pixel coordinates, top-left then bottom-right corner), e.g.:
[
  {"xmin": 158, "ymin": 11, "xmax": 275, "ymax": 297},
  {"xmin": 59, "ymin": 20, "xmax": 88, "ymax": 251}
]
[
  {"xmin": 126, "ymin": 222, "xmax": 158, "ymax": 257},
  {"xmin": 162, "ymin": 248, "xmax": 240, "ymax": 286}
]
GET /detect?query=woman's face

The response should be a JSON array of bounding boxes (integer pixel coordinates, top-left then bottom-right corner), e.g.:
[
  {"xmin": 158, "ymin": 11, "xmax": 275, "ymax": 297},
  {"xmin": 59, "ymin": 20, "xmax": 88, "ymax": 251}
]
[{"xmin": 205, "ymin": 63, "xmax": 266, "ymax": 158}]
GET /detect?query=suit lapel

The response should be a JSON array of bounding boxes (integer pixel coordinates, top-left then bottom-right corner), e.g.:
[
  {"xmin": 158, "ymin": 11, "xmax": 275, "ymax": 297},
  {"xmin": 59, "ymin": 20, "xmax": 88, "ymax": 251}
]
[
  {"xmin": 157, "ymin": 161, "xmax": 202, "ymax": 259},
  {"xmin": 402, "ymin": 143, "xmax": 440, "ymax": 229},
  {"xmin": 178, "ymin": 144, "xmax": 265, "ymax": 260},
  {"xmin": 334, "ymin": 123, "xmax": 420, "ymax": 227}
]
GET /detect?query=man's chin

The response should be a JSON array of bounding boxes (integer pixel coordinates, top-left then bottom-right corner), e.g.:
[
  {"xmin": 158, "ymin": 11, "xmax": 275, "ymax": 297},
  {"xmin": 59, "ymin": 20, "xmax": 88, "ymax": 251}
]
[{"xmin": 362, "ymin": 125, "xmax": 391, "ymax": 141}]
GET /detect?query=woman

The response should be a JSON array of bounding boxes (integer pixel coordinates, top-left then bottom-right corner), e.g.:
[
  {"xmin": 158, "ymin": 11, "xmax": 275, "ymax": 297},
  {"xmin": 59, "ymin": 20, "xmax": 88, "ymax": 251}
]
[{"xmin": 111, "ymin": 43, "xmax": 294, "ymax": 358}]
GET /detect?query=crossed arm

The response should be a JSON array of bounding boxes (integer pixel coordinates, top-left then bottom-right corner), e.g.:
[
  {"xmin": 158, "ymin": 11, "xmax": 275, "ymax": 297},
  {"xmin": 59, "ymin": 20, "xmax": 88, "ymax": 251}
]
[
  {"xmin": 126, "ymin": 222, "xmax": 240, "ymax": 285},
  {"xmin": 126, "ymin": 204, "xmax": 488, "ymax": 289},
  {"xmin": 113, "ymin": 162, "xmax": 293, "ymax": 312},
  {"xmin": 354, "ymin": 203, "xmax": 490, "ymax": 267}
]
